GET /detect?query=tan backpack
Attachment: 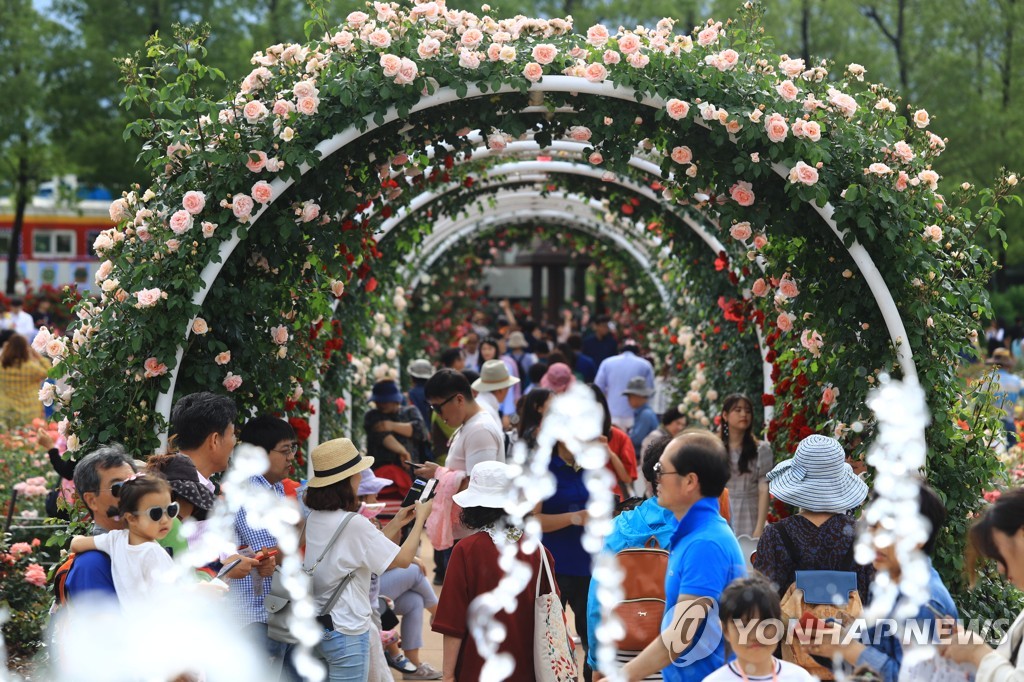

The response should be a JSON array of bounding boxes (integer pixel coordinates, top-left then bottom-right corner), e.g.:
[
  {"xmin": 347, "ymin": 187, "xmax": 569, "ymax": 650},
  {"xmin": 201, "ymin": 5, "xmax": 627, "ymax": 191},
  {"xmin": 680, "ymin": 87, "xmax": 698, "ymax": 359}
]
[
  {"xmin": 776, "ymin": 524, "xmax": 863, "ymax": 680},
  {"xmin": 612, "ymin": 536, "xmax": 670, "ymax": 652}
]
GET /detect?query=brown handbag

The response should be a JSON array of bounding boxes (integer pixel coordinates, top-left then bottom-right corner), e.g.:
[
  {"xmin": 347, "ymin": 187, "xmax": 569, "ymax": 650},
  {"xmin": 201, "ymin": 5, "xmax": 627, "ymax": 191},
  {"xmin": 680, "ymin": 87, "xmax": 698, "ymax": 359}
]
[{"xmin": 612, "ymin": 537, "xmax": 669, "ymax": 652}]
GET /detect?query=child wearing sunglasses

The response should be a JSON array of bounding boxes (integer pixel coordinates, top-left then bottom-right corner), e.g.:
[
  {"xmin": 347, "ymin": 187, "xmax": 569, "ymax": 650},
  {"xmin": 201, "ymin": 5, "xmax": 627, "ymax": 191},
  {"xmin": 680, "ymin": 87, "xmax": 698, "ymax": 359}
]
[{"xmin": 69, "ymin": 473, "xmax": 178, "ymax": 603}]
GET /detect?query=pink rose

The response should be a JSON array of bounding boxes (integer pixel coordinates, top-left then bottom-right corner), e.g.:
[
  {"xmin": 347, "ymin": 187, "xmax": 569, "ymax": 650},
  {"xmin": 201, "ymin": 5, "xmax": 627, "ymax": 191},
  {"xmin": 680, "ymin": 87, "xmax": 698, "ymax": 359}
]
[
  {"xmin": 251, "ymin": 181, "xmax": 274, "ymax": 205},
  {"xmin": 242, "ymin": 100, "xmax": 268, "ymax": 124},
  {"xmin": 330, "ymin": 279, "xmax": 345, "ymax": 298},
  {"xmin": 918, "ymin": 169, "xmax": 939, "ymax": 190},
  {"xmin": 697, "ymin": 26, "xmax": 719, "ymax": 47},
  {"xmin": 487, "ymin": 133, "xmax": 506, "ymax": 151},
  {"xmin": 583, "ymin": 62, "xmax": 608, "ymax": 82},
  {"xmin": 296, "ymin": 96, "xmax": 318, "ymax": 115},
  {"xmin": 366, "ymin": 29, "xmax": 392, "ymax": 49},
  {"xmin": 192, "ymin": 318, "xmax": 209, "ymax": 335},
  {"xmin": 461, "ymin": 28, "xmax": 483, "ymax": 48},
  {"xmin": 331, "ymin": 31, "xmax": 354, "ymax": 48},
  {"xmin": 109, "ymin": 198, "xmax": 131, "ymax": 222},
  {"xmin": 346, "ymin": 11, "xmax": 369, "ymax": 27},
  {"xmin": 24, "ymin": 563, "xmax": 47, "ymax": 588},
  {"xmin": 292, "ymin": 80, "xmax": 317, "ymax": 99},
  {"xmin": 801, "ymin": 121, "xmax": 822, "ymax": 142},
  {"xmin": 776, "ymin": 313, "xmax": 794, "ymax": 332},
  {"xmin": 95, "ymin": 260, "xmax": 113, "ymax": 283},
  {"xmin": 233, "ymin": 194, "xmax": 255, "ymax": 220},
  {"xmin": 868, "ymin": 162, "xmax": 892, "ymax": 175},
  {"xmin": 380, "ymin": 53, "xmax": 402, "ymax": 77},
  {"xmin": 588, "ymin": 151, "xmax": 603, "ymax": 165},
  {"xmin": 892, "ymin": 141, "xmax": 914, "ymax": 163},
  {"xmin": 800, "ymin": 329, "xmax": 823, "ymax": 357},
  {"xmin": 45, "ymin": 338, "xmax": 67, "ymax": 359},
  {"xmin": 729, "ymin": 222, "xmax": 752, "ymax": 241},
  {"xmin": 670, "ymin": 146, "xmax": 693, "ymax": 164},
  {"xmin": 11, "ymin": 542, "xmax": 32, "ymax": 556},
  {"xmin": 827, "ymin": 87, "xmax": 858, "ymax": 118},
  {"xmin": 627, "ymin": 52, "xmax": 650, "ymax": 69},
  {"xmin": 523, "ymin": 62, "xmax": 543, "ymax": 82},
  {"xmin": 730, "ymin": 181, "xmax": 756, "ymax": 206},
  {"xmin": 716, "ymin": 49, "xmax": 739, "ymax": 70},
  {"xmin": 459, "ymin": 48, "xmax": 481, "ymax": 69},
  {"xmin": 169, "ymin": 209, "xmax": 193, "ymax": 235},
  {"xmin": 417, "ymin": 37, "xmax": 440, "ymax": 60},
  {"xmin": 223, "ymin": 372, "xmax": 243, "ymax": 392},
  {"xmin": 134, "ymin": 287, "xmax": 163, "ymax": 309},
  {"xmin": 394, "ymin": 58, "xmax": 418, "ymax": 85},
  {"xmin": 602, "ymin": 50, "xmax": 621, "ymax": 65},
  {"xmin": 912, "ymin": 109, "xmax": 930, "ymax": 129},
  {"xmin": 165, "ymin": 238, "xmax": 180, "ymax": 252},
  {"xmin": 568, "ymin": 126, "xmax": 592, "ymax": 142},
  {"xmin": 299, "ymin": 201, "xmax": 320, "ymax": 223},
  {"xmin": 587, "ymin": 25, "xmax": 610, "ymax": 47},
  {"xmin": 271, "ymin": 325, "xmax": 289, "ymax": 345},
  {"xmin": 821, "ymin": 385, "xmax": 837, "ymax": 407},
  {"xmin": 93, "ymin": 231, "xmax": 114, "ymax": 254},
  {"xmin": 788, "ymin": 161, "xmax": 819, "ymax": 186},
  {"xmin": 618, "ymin": 33, "xmax": 641, "ymax": 54},
  {"xmin": 532, "ymin": 44, "xmax": 557, "ymax": 65},
  {"xmin": 246, "ymin": 150, "xmax": 268, "ymax": 172},
  {"xmin": 779, "ymin": 57, "xmax": 805, "ymax": 77},
  {"xmin": 924, "ymin": 225, "xmax": 943, "ymax": 242},
  {"xmin": 776, "ymin": 80, "xmax": 799, "ymax": 102},
  {"xmin": 144, "ymin": 357, "xmax": 168, "ymax": 378},
  {"xmin": 665, "ymin": 98, "xmax": 690, "ymax": 121},
  {"xmin": 778, "ymin": 275, "xmax": 800, "ymax": 298},
  {"xmin": 751, "ymin": 278, "xmax": 769, "ymax": 297},
  {"xmin": 753, "ymin": 234, "xmax": 768, "ymax": 250},
  {"xmin": 764, "ymin": 112, "xmax": 788, "ymax": 143},
  {"xmin": 895, "ymin": 171, "xmax": 910, "ymax": 192},
  {"xmin": 215, "ymin": 351, "xmax": 231, "ymax": 365},
  {"xmin": 201, "ymin": 221, "xmax": 217, "ymax": 238},
  {"xmin": 272, "ymin": 99, "xmax": 295, "ymax": 118}
]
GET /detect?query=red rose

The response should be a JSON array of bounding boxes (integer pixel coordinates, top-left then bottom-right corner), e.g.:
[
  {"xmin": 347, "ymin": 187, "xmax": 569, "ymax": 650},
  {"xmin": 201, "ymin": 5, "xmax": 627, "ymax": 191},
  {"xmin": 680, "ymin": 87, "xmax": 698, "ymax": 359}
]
[
  {"xmin": 288, "ymin": 417, "xmax": 312, "ymax": 442},
  {"xmin": 761, "ymin": 394, "xmax": 776, "ymax": 406}
]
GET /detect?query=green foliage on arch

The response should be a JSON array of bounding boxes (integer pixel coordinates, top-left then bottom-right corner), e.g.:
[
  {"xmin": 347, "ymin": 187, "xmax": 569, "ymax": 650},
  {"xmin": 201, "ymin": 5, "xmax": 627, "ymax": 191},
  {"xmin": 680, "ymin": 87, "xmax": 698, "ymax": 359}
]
[{"xmin": 40, "ymin": 2, "xmax": 1021, "ymax": 616}]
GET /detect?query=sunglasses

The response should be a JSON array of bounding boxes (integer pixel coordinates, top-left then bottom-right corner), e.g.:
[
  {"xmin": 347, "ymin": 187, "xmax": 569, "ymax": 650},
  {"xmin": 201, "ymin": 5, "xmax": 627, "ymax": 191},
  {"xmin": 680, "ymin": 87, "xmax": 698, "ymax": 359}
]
[
  {"xmin": 430, "ymin": 394, "xmax": 458, "ymax": 414},
  {"xmin": 138, "ymin": 503, "xmax": 180, "ymax": 522}
]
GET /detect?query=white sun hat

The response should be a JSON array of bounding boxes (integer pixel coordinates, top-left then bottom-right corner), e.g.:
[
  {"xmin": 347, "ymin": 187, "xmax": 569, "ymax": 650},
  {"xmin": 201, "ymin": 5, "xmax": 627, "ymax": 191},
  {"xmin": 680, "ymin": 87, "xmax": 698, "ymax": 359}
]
[
  {"xmin": 452, "ymin": 461, "xmax": 514, "ymax": 509},
  {"xmin": 766, "ymin": 434, "xmax": 868, "ymax": 513}
]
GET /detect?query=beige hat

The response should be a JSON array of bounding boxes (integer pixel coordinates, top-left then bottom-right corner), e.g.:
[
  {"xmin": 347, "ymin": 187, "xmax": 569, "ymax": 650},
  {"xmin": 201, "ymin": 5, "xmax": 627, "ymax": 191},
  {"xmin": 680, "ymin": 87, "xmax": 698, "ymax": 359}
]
[
  {"xmin": 507, "ymin": 331, "xmax": 529, "ymax": 349},
  {"xmin": 472, "ymin": 359, "xmax": 521, "ymax": 392},
  {"xmin": 987, "ymin": 348, "xmax": 1016, "ymax": 369},
  {"xmin": 307, "ymin": 438, "xmax": 374, "ymax": 488},
  {"xmin": 408, "ymin": 358, "xmax": 435, "ymax": 379}
]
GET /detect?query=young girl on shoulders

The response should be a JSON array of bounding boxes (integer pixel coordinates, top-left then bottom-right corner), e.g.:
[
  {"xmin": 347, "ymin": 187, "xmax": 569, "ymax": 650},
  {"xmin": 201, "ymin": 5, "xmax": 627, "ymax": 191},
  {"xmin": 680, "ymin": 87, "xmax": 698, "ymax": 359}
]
[
  {"xmin": 69, "ymin": 473, "xmax": 178, "ymax": 602},
  {"xmin": 705, "ymin": 576, "xmax": 816, "ymax": 682}
]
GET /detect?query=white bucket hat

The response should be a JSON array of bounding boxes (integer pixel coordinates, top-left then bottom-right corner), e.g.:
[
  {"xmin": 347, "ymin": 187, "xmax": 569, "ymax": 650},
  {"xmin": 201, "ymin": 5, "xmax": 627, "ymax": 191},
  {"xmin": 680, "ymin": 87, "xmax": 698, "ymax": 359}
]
[
  {"xmin": 471, "ymin": 359, "xmax": 521, "ymax": 393},
  {"xmin": 408, "ymin": 358, "xmax": 435, "ymax": 379},
  {"xmin": 766, "ymin": 434, "xmax": 868, "ymax": 513},
  {"xmin": 453, "ymin": 461, "xmax": 513, "ymax": 509}
]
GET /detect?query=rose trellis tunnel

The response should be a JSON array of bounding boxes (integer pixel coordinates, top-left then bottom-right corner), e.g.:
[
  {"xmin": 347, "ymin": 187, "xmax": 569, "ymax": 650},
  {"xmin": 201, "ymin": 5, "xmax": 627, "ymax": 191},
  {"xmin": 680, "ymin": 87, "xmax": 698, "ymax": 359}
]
[{"xmin": 42, "ymin": 0, "xmax": 1018, "ymax": 617}]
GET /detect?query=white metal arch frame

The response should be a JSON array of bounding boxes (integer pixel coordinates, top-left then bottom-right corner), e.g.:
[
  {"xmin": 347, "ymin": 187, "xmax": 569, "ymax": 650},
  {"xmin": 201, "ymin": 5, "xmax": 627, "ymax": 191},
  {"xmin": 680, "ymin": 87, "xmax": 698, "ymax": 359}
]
[
  {"xmin": 154, "ymin": 75, "xmax": 917, "ymax": 443},
  {"xmin": 403, "ymin": 190, "xmax": 669, "ymax": 299}
]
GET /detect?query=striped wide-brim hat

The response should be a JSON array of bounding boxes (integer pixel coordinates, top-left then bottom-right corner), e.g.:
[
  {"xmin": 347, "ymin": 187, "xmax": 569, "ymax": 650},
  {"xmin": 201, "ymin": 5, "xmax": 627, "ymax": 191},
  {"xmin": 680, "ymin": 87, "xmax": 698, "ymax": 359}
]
[{"xmin": 766, "ymin": 434, "xmax": 868, "ymax": 513}]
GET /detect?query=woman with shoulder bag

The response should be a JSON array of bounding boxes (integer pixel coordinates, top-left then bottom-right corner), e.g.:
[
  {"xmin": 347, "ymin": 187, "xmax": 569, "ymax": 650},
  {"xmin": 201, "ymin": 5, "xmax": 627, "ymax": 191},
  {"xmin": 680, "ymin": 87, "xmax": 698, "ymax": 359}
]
[{"xmin": 303, "ymin": 438, "xmax": 433, "ymax": 682}]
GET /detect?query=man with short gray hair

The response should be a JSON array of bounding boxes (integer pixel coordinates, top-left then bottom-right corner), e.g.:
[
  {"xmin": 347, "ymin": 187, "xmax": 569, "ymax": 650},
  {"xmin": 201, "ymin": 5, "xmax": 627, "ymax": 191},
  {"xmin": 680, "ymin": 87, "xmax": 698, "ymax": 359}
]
[{"xmin": 64, "ymin": 445, "xmax": 137, "ymax": 601}]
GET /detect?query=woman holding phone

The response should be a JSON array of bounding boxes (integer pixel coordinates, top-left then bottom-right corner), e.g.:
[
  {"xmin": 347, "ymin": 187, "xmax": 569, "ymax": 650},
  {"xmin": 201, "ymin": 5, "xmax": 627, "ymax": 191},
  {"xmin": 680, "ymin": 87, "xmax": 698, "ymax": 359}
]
[{"xmin": 303, "ymin": 438, "xmax": 433, "ymax": 682}]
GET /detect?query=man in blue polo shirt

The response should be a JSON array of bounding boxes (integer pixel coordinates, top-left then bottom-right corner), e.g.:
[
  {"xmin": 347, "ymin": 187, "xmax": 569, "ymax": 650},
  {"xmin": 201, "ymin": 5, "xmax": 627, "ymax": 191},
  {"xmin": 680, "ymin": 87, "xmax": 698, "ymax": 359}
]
[{"xmin": 618, "ymin": 430, "xmax": 746, "ymax": 682}]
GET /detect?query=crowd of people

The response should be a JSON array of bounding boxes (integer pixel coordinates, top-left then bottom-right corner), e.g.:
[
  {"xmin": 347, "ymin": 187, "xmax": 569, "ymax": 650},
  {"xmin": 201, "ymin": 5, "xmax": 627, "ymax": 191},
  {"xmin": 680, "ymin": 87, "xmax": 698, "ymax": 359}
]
[{"xmin": 8, "ymin": 301, "xmax": 1023, "ymax": 682}]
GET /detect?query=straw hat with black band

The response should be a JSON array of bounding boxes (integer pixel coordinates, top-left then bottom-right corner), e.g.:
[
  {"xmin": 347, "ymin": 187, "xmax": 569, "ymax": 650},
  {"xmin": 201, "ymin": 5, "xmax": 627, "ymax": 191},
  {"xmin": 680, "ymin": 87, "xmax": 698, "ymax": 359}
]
[{"xmin": 308, "ymin": 438, "xmax": 374, "ymax": 488}]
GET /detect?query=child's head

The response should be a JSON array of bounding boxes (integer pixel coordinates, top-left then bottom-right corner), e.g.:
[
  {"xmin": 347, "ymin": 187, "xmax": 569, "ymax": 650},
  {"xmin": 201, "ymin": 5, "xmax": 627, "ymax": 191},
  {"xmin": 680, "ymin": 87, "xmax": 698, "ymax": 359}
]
[
  {"xmin": 109, "ymin": 473, "xmax": 176, "ymax": 541},
  {"xmin": 718, "ymin": 576, "xmax": 783, "ymax": 668}
]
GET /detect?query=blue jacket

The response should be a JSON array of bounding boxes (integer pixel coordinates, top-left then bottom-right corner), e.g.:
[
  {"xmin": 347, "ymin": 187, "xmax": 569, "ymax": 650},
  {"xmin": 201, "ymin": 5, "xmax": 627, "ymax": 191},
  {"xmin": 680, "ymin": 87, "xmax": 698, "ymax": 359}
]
[
  {"xmin": 585, "ymin": 498, "xmax": 678, "ymax": 669},
  {"xmin": 855, "ymin": 561, "xmax": 959, "ymax": 682}
]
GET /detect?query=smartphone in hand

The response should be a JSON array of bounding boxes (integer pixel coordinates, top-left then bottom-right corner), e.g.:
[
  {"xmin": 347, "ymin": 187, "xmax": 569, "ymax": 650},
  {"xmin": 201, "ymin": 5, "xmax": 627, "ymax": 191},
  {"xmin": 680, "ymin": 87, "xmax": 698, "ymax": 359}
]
[{"xmin": 401, "ymin": 478, "xmax": 439, "ymax": 507}]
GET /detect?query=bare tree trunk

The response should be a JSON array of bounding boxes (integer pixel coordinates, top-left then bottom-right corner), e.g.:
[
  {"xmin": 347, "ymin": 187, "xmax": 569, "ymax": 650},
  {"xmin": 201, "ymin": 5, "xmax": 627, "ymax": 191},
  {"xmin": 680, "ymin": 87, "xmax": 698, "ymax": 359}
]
[
  {"xmin": 862, "ymin": 0, "xmax": 909, "ymax": 91},
  {"xmin": 801, "ymin": 0, "xmax": 812, "ymax": 66},
  {"xmin": 6, "ymin": 146, "xmax": 28, "ymax": 295}
]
